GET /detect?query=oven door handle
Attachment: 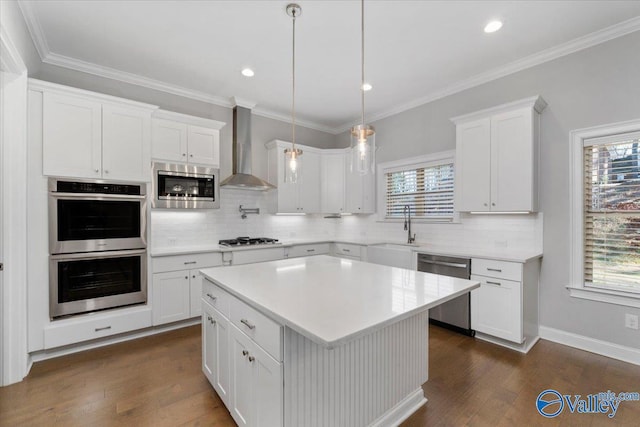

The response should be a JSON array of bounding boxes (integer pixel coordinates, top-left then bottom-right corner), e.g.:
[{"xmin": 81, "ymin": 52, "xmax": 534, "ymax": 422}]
[
  {"xmin": 50, "ymin": 249, "xmax": 147, "ymax": 260},
  {"xmin": 50, "ymin": 192, "xmax": 146, "ymax": 200}
]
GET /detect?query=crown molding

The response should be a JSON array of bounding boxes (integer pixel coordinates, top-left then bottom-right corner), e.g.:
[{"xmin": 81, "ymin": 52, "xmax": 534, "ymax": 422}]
[
  {"xmin": 0, "ymin": 25, "xmax": 27, "ymax": 73},
  {"xmin": 231, "ymin": 96, "xmax": 257, "ymax": 109},
  {"xmin": 335, "ymin": 15, "xmax": 640, "ymax": 133},
  {"xmin": 17, "ymin": 0, "xmax": 640, "ymax": 136}
]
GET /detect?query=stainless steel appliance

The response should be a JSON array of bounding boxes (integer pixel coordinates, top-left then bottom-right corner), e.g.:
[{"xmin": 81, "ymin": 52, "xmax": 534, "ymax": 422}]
[
  {"xmin": 418, "ymin": 253, "xmax": 475, "ymax": 336},
  {"xmin": 49, "ymin": 179, "xmax": 147, "ymax": 254},
  {"xmin": 49, "ymin": 178, "xmax": 148, "ymax": 318},
  {"xmin": 50, "ymin": 249, "xmax": 147, "ymax": 318},
  {"xmin": 218, "ymin": 237, "xmax": 281, "ymax": 247},
  {"xmin": 152, "ymin": 162, "xmax": 220, "ymax": 209}
]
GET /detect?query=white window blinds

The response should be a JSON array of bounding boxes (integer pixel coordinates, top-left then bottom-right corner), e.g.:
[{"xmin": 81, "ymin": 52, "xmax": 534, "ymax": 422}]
[
  {"xmin": 385, "ymin": 162, "xmax": 454, "ymax": 219},
  {"xmin": 584, "ymin": 136, "xmax": 640, "ymax": 293}
]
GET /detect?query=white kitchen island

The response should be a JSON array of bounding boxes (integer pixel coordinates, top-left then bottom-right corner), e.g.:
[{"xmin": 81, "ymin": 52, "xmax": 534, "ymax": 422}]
[{"xmin": 200, "ymin": 255, "xmax": 479, "ymax": 427}]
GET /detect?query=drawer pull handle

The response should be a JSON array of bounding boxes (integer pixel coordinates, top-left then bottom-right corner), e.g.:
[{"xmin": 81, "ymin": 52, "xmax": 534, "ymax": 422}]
[
  {"xmin": 306, "ymin": 249, "xmax": 315, "ymax": 252},
  {"xmin": 184, "ymin": 261, "xmax": 197, "ymax": 265},
  {"xmin": 343, "ymin": 249, "xmax": 351, "ymax": 252},
  {"xmin": 206, "ymin": 293, "xmax": 217, "ymax": 301},
  {"xmin": 487, "ymin": 268, "xmax": 502, "ymax": 272},
  {"xmin": 486, "ymin": 281, "xmax": 502, "ymax": 286},
  {"xmin": 242, "ymin": 350, "xmax": 249, "ymax": 357},
  {"xmin": 95, "ymin": 326, "xmax": 111, "ymax": 332},
  {"xmin": 240, "ymin": 319, "xmax": 255, "ymax": 330},
  {"xmin": 248, "ymin": 356, "xmax": 255, "ymax": 363}
]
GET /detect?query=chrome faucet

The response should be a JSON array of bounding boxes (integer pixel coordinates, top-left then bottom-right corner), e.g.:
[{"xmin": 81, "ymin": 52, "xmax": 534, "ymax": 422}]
[{"xmin": 403, "ymin": 205, "xmax": 416, "ymax": 244}]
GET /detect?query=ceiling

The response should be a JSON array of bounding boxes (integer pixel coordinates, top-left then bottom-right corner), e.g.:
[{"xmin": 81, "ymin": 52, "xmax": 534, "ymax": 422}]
[{"xmin": 18, "ymin": 1, "xmax": 640, "ymax": 133}]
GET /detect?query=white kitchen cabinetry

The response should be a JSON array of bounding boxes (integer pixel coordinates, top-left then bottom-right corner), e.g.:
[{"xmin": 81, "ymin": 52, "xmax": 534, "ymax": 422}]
[
  {"xmin": 203, "ymin": 279, "xmax": 283, "ymax": 427},
  {"xmin": 202, "ymin": 300, "xmax": 231, "ymax": 407},
  {"xmin": 452, "ymin": 96, "xmax": 546, "ymax": 212},
  {"xmin": 152, "ymin": 252, "xmax": 223, "ymax": 325},
  {"xmin": 266, "ymin": 140, "xmax": 321, "ymax": 213},
  {"xmin": 36, "ymin": 81, "xmax": 156, "ymax": 182},
  {"xmin": 230, "ymin": 247, "xmax": 286, "ymax": 266},
  {"xmin": 345, "ymin": 150, "xmax": 375, "ymax": 213},
  {"xmin": 321, "ymin": 151, "xmax": 346, "ymax": 213},
  {"xmin": 286, "ymin": 243, "xmax": 330, "ymax": 258},
  {"xmin": 331, "ymin": 242, "xmax": 365, "ymax": 261},
  {"xmin": 152, "ymin": 110, "xmax": 225, "ymax": 167},
  {"xmin": 470, "ymin": 257, "xmax": 540, "ymax": 349}
]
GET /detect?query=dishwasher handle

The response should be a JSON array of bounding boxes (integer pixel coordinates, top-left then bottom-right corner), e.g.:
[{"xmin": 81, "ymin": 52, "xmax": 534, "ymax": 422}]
[{"xmin": 418, "ymin": 259, "xmax": 469, "ymax": 269}]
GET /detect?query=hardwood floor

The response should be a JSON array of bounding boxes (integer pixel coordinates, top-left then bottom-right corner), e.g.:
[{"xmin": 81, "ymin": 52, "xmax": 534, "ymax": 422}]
[{"xmin": 1, "ymin": 325, "xmax": 638, "ymax": 426}]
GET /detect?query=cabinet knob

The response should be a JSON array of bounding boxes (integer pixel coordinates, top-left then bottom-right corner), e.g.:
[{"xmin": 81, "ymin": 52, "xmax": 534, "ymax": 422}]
[
  {"xmin": 248, "ymin": 356, "xmax": 255, "ymax": 363},
  {"xmin": 104, "ymin": 170, "xmax": 109, "ymax": 174},
  {"xmin": 242, "ymin": 350, "xmax": 249, "ymax": 357},
  {"xmin": 192, "ymin": 275, "xmax": 196, "ymax": 279},
  {"xmin": 184, "ymin": 276, "xmax": 188, "ymax": 279},
  {"xmin": 211, "ymin": 319, "xmax": 216, "ymax": 325},
  {"xmin": 94, "ymin": 169, "xmax": 99, "ymax": 173},
  {"xmin": 182, "ymin": 153, "xmax": 186, "ymax": 157},
  {"xmin": 484, "ymin": 203, "xmax": 488, "ymax": 207},
  {"xmin": 190, "ymin": 154, "xmax": 193, "ymax": 157}
]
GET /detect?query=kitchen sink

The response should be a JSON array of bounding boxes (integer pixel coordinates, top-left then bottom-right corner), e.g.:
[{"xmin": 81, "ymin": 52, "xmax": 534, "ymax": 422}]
[{"xmin": 367, "ymin": 242, "xmax": 418, "ymax": 269}]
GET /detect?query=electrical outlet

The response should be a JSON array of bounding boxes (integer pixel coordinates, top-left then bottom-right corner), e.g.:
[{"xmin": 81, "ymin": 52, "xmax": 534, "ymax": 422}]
[{"xmin": 625, "ymin": 314, "xmax": 639, "ymax": 330}]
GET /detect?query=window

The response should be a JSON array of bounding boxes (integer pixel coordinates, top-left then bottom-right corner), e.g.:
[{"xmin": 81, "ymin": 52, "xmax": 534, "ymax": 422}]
[
  {"xmin": 570, "ymin": 120, "xmax": 640, "ymax": 308},
  {"xmin": 378, "ymin": 151, "xmax": 455, "ymax": 221}
]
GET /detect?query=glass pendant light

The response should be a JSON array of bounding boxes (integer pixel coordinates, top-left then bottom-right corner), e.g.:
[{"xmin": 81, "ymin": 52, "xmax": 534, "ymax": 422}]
[
  {"xmin": 350, "ymin": 0, "xmax": 375, "ymax": 175},
  {"xmin": 284, "ymin": 4, "xmax": 303, "ymax": 183}
]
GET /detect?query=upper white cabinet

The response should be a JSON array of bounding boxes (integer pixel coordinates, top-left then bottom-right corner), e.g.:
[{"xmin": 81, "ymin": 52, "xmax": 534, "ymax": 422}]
[
  {"xmin": 266, "ymin": 140, "xmax": 321, "ymax": 214},
  {"xmin": 452, "ymin": 96, "xmax": 546, "ymax": 213},
  {"xmin": 34, "ymin": 80, "xmax": 156, "ymax": 182},
  {"xmin": 152, "ymin": 110, "xmax": 225, "ymax": 167},
  {"xmin": 344, "ymin": 150, "xmax": 375, "ymax": 214},
  {"xmin": 322, "ymin": 151, "xmax": 346, "ymax": 213}
]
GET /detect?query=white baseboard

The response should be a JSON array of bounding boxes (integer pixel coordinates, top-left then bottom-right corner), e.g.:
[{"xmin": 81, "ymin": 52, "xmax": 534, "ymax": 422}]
[
  {"xmin": 475, "ymin": 332, "xmax": 540, "ymax": 354},
  {"xmin": 369, "ymin": 388, "xmax": 427, "ymax": 427},
  {"xmin": 29, "ymin": 318, "xmax": 200, "ymax": 364},
  {"xmin": 539, "ymin": 326, "xmax": 640, "ymax": 366}
]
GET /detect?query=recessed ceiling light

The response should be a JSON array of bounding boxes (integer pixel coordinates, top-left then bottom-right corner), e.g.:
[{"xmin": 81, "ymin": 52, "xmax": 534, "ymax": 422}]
[
  {"xmin": 484, "ymin": 20, "xmax": 503, "ymax": 33},
  {"xmin": 241, "ymin": 68, "xmax": 255, "ymax": 77},
  {"xmin": 362, "ymin": 83, "xmax": 372, "ymax": 91}
]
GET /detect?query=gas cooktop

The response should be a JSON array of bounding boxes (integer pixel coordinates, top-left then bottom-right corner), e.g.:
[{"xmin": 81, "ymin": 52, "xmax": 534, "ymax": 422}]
[{"xmin": 218, "ymin": 237, "xmax": 281, "ymax": 247}]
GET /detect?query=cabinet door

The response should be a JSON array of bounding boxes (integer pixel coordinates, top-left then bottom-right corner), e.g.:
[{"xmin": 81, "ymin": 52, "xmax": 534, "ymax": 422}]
[
  {"xmin": 275, "ymin": 146, "xmax": 298, "ymax": 213},
  {"xmin": 102, "ymin": 104, "xmax": 151, "ymax": 181},
  {"xmin": 470, "ymin": 274, "xmax": 523, "ymax": 343},
  {"xmin": 152, "ymin": 271, "xmax": 190, "ymax": 325},
  {"xmin": 203, "ymin": 305, "xmax": 231, "ymax": 406},
  {"xmin": 42, "ymin": 92, "xmax": 102, "ymax": 178},
  {"xmin": 298, "ymin": 150, "xmax": 321, "ymax": 213},
  {"xmin": 490, "ymin": 108, "xmax": 534, "ymax": 211},
  {"xmin": 252, "ymin": 342, "xmax": 283, "ymax": 427},
  {"xmin": 454, "ymin": 118, "xmax": 491, "ymax": 212},
  {"xmin": 230, "ymin": 326, "xmax": 253, "ymax": 427},
  {"xmin": 190, "ymin": 270, "xmax": 203, "ymax": 318},
  {"xmin": 321, "ymin": 153, "xmax": 345, "ymax": 213},
  {"xmin": 345, "ymin": 150, "xmax": 364, "ymax": 213},
  {"xmin": 187, "ymin": 125, "xmax": 220, "ymax": 166},
  {"xmin": 152, "ymin": 118, "xmax": 188, "ymax": 162}
]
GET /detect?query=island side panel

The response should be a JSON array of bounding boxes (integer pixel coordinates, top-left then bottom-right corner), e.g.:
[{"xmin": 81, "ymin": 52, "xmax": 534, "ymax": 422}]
[{"xmin": 284, "ymin": 311, "xmax": 429, "ymax": 427}]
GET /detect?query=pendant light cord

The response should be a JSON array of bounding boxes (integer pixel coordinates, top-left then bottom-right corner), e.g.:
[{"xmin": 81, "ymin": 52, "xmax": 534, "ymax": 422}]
[
  {"xmin": 292, "ymin": 8, "xmax": 297, "ymax": 151},
  {"xmin": 361, "ymin": 0, "xmax": 365, "ymax": 127}
]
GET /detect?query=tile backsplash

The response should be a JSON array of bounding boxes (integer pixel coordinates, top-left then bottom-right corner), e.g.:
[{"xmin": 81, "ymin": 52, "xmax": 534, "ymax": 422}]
[{"xmin": 151, "ymin": 189, "xmax": 543, "ymax": 251}]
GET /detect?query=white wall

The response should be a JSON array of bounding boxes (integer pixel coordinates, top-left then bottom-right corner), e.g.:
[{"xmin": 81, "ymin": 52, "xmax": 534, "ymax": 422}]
[{"xmin": 336, "ymin": 31, "xmax": 640, "ymax": 349}]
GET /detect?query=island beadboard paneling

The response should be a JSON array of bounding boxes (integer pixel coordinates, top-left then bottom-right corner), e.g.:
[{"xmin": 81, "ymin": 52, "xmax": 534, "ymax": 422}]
[{"xmin": 284, "ymin": 311, "xmax": 429, "ymax": 427}]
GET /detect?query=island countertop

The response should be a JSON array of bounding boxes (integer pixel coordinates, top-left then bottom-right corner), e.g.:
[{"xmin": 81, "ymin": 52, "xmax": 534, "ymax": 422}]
[{"xmin": 200, "ymin": 255, "xmax": 479, "ymax": 348}]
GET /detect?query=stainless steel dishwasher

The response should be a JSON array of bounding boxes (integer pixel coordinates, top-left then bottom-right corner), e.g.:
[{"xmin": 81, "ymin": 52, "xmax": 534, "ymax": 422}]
[{"xmin": 417, "ymin": 253, "xmax": 475, "ymax": 336}]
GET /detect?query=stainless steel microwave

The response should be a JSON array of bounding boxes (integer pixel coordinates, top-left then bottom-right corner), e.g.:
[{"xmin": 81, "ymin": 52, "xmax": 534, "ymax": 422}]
[{"xmin": 151, "ymin": 162, "xmax": 220, "ymax": 209}]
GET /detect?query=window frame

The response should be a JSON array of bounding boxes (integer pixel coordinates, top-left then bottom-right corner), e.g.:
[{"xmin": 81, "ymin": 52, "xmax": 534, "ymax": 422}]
[
  {"xmin": 376, "ymin": 150, "xmax": 458, "ymax": 223},
  {"xmin": 569, "ymin": 118, "xmax": 640, "ymax": 308}
]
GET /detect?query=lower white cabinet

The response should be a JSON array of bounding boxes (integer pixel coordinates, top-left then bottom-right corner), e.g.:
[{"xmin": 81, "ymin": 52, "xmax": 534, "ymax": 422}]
[
  {"xmin": 286, "ymin": 243, "xmax": 330, "ymax": 258},
  {"xmin": 470, "ymin": 257, "xmax": 540, "ymax": 346},
  {"xmin": 230, "ymin": 247, "xmax": 286, "ymax": 266},
  {"xmin": 203, "ymin": 301, "xmax": 231, "ymax": 407},
  {"xmin": 331, "ymin": 242, "xmax": 364, "ymax": 261},
  {"xmin": 203, "ymin": 279, "xmax": 284, "ymax": 427}
]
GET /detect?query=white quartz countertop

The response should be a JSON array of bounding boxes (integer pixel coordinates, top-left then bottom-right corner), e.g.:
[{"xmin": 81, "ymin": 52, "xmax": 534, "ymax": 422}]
[
  {"xmin": 151, "ymin": 238, "xmax": 541, "ymax": 263},
  {"xmin": 200, "ymin": 255, "xmax": 479, "ymax": 348}
]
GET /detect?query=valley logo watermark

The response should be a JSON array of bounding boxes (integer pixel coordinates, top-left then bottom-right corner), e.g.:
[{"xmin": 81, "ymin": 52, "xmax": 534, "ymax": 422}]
[{"xmin": 536, "ymin": 389, "xmax": 640, "ymax": 418}]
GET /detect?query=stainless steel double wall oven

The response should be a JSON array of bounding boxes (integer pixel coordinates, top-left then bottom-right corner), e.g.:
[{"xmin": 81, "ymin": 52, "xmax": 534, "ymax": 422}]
[{"xmin": 49, "ymin": 179, "xmax": 148, "ymax": 318}]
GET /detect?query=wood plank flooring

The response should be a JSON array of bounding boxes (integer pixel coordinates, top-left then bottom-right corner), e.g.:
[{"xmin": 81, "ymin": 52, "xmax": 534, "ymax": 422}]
[{"xmin": 1, "ymin": 325, "xmax": 638, "ymax": 426}]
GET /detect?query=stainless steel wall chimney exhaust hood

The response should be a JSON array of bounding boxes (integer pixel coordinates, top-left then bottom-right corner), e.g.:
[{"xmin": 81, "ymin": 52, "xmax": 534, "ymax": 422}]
[{"xmin": 220, "ymin": 105, "xmax": 275, "ymax": 191}]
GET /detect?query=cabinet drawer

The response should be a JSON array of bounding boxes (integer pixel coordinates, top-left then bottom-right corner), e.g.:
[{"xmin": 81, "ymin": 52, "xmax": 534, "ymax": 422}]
[
  {"xmin": 471, "ymin": 258, "xmax": 522, "ymax": 281},
  {"xmin": 231, "ymin": 247, "xmax": 285, "ymax": 266},
  {"xmin": 287, "ymin": 243, "xmax": 330, "ymax": 258},
  {"xmin": 44, "ymin": 306, "xmax": 152, "ymax": 349},
  {"xmin": 152, "ymin": 252, "xmax": 223, "ymax": 273},
  {"xmin": 333, "ymin": 243, "xmax": 362, "ymax": 258},
  {"xmin": 202, "ymin": 278, "xmax": 232, "ymax": 319},
  {"xmin": 230, "ymin": 297, "xmax": 283, "ymax": 362}
]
